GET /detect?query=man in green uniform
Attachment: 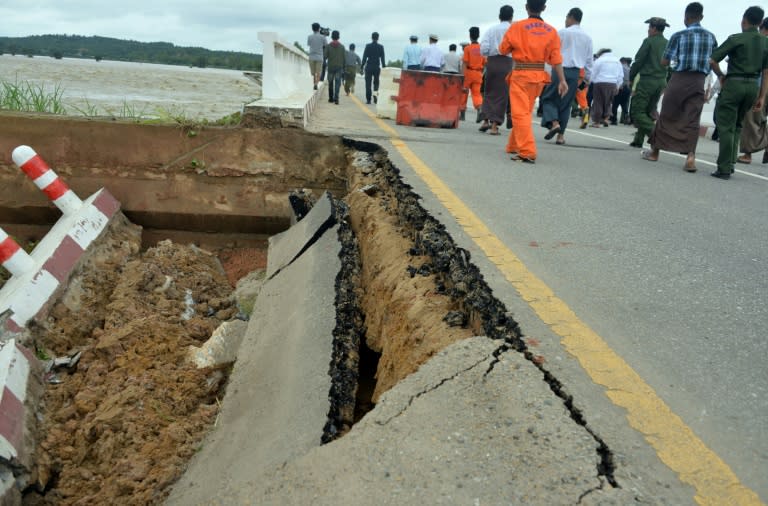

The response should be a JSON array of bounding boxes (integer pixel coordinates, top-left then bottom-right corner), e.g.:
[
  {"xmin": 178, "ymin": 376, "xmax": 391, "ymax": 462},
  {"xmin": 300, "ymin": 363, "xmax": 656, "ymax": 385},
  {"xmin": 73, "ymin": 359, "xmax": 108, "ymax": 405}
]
[
  {"xmin": 709, "ymin": 6, "xmax": 768, "ymax": 179},
  {"xmin": 628, "ymin": 17, "xmax": 670, "ymax": 147}
]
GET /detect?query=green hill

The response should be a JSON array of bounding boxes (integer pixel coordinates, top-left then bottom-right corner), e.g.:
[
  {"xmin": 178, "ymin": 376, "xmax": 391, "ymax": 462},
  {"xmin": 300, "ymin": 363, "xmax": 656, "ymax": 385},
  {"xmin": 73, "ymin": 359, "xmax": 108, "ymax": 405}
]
[{"xmin": 0, "ymin": 34, "xmax": 262, "ymax": 71}]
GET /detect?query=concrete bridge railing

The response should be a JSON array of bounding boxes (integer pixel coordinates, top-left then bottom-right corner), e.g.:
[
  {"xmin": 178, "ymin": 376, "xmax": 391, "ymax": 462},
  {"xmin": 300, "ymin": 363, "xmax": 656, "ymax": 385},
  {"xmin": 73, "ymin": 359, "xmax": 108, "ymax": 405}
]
[{"xmin": 243, "ymin": 32, "xmax": 323, "ymax": 129}]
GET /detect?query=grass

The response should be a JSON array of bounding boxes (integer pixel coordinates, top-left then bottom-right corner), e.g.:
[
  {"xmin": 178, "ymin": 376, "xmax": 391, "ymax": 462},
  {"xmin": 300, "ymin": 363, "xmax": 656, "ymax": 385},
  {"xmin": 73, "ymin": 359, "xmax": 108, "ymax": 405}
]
[
  {"xmin": 0, "ymin": 77, "xmax": 243, "ymax": 128},
  {"xmin": 0, "ymin": 77, "xmax": 66, "ymax": 114}
]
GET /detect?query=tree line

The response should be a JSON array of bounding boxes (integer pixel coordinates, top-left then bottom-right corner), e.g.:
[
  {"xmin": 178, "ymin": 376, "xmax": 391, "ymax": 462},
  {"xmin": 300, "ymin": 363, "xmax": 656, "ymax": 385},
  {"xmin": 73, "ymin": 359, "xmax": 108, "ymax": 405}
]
[{"xmin": 0, "ymin": 34, "xmax": 262, "ymax": 71}]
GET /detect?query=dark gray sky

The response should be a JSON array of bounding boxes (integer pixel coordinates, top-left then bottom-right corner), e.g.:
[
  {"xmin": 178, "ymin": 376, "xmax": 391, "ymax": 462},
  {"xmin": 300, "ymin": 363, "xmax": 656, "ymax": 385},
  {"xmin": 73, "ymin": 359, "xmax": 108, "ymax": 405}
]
[{"xmin": 0, "ymin": 1, "xmax": 756, "ymax": 61}]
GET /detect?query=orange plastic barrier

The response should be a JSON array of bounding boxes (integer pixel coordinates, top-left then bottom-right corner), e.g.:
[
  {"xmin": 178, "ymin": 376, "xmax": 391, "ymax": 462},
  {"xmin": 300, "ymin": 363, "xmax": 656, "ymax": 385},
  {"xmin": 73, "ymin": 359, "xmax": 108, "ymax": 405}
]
[{"xmin": 394, "ymin": 70, "xmax": 465, "ymax": 128}]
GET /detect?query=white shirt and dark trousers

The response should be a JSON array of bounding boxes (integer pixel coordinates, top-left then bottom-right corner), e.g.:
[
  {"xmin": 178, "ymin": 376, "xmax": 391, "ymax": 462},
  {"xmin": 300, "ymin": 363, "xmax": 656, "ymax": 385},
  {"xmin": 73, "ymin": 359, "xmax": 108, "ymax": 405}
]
[
  {"xmin": 480, "ymin": 21, "xmax": 513, "ymax": 127},
  {"xmin": 590, "ymin": 52, "xmax": 624, "ymax": 125},
  {"xmin": 540, "ymin": 24, "xmax": 593, "ymax": 137},
  {"xmin": 421, "ymin": 44, "xmax": 445, "ymax": 72}
]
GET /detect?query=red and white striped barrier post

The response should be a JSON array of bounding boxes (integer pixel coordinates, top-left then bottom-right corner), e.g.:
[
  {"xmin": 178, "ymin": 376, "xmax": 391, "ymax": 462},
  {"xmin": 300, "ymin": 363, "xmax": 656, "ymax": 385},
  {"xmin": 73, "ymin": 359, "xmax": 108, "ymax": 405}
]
[
  {"xmin": 11, "ymin": 146, "xmax": 83, "ymax": 216},
  {"xmin": 0, "ymin": 228, "xmax": 34, "ymax": 277}
]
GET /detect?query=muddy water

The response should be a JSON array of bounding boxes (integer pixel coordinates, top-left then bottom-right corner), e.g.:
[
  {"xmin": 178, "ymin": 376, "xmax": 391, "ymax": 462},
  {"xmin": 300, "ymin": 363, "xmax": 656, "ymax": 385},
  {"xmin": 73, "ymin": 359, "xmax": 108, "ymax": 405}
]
[{"xmin": 0, "ymin": 54, "xmax": 260, "ymax": 120}]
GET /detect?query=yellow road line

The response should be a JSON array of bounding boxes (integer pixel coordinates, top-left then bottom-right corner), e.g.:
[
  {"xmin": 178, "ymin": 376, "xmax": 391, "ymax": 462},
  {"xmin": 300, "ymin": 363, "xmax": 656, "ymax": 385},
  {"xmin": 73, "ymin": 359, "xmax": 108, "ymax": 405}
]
[{"xmin": 349, "ymin": 94, "xmax": 764, "ymax": 506}]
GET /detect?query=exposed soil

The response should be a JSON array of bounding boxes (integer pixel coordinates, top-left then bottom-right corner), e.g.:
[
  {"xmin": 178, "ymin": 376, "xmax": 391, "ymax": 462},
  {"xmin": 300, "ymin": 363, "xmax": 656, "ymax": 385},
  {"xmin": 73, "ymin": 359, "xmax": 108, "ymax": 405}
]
[
  {"xmin": 346, "ymin": 173, "xmax": 475, "ymax": 401},
  {"xmin": 21, "ymin": 216, "xmax": 265, "ymax": 505}
]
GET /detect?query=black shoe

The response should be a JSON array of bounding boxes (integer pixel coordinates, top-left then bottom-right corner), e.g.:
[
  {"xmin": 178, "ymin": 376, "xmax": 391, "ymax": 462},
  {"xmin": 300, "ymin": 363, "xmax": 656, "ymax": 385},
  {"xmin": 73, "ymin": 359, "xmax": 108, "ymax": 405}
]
[
  {"xmin": 314, "ymin": 84, "xmax": 318, "ymax": 90},
  {"xmin": 629, "ymin": 141, "xmax": 643, "ymax": 148},
  {"xmin": 366, "ymin": 100, "xmax": 371, "ymax": 104},
  {"xmin": 329, "ymin": 98, "xmax": 334, "ymax": 103},
  {"xmin": 334, "ymin": 100, "xmax": 339, "ymax": 105},
  {"xmin": 373, "ymin": 95, "xmax": 378, "ymax": 104},
  {"xmin": 710, "ymin": 171, "xmax": 731, "ymax": 180}
]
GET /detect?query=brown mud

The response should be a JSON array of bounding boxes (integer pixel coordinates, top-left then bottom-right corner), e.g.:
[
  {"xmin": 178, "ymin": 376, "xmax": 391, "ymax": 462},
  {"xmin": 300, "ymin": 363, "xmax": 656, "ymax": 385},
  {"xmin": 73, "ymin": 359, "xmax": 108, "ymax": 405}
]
[{"xmin": 22, "ymin": 216, "xmax": 264, "ymax": 505}]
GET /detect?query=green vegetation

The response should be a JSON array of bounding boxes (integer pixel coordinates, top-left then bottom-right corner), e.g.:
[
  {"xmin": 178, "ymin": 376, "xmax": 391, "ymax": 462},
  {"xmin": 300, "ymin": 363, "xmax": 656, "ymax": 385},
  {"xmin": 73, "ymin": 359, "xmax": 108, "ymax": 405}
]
[
  {"xmin": 0, "ymin": 34, "xmax": 262, "ymax": 71},
  {"xmin": 0, "ymin": 77, "xmax": 66, "ymax": 114},
  {"xmin": 0, "ymin": 76, "xmax": 245, "ymax": 130}
]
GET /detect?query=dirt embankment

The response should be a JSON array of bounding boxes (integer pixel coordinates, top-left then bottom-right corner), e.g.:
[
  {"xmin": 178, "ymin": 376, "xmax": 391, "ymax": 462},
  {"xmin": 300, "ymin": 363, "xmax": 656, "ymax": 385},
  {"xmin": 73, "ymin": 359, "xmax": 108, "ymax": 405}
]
[{"xmin": 22, "ymin": 215, "xmax": 263, "ymax": 505}]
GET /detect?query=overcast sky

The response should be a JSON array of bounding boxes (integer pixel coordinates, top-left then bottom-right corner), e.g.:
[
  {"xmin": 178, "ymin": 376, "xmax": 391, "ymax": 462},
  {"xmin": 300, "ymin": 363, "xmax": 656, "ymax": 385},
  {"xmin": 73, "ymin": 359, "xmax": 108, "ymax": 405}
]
[{"xmin": 0, "ymin": 1, "xmax": 759, "ymax": 63}]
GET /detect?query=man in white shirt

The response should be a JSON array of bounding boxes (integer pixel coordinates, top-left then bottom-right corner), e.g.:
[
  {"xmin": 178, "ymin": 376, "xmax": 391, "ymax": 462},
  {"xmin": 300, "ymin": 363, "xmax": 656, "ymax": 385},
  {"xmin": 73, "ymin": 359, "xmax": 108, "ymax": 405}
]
[
  {"xmin": 479, "ymin": 4, "xmax": 514, "ymax": 135},
  {"xmin": 421, "ymin": 34, "xmax": 445, "ymax": 72},
  {"xmin": 540, "ymin": 7, "xmax": 593, "ymax": 145},
  {"xmin": 589, "ymin": 48, "xmax": 624, "ymax": 127},
  {"xmin": 443, "ymin": 44, "xmax": 462, "ymax": 73}
]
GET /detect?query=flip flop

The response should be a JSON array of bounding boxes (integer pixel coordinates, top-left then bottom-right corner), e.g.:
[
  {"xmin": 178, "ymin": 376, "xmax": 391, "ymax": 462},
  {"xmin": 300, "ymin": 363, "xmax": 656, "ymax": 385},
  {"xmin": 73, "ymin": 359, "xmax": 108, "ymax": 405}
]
[
  {"xmin": 555, "ymin": 138, "xmax": 565, "ymax": 145},
  {"xmin": 510, "ymin": 154, "xmax": 535, "ymax": 164},
  {"xmin": 544, "ymin": 126, "xmax": 560, "ymax": 140},
  {"xmin": 478, "ymin": 124, "xmax": 491, "ymax": 132},
  {"xmin": 488, "ymin": 129, "xmax": 500, "ymax": 136}
]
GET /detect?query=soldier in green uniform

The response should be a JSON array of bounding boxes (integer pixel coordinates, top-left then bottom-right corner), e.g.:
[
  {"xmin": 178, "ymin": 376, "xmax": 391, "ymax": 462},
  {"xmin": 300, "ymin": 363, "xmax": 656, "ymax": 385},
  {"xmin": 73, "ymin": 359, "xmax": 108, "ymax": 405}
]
[
  {"xmin": 628, "ymin": 17, "xmax": 670, "ymax": 148},
  {"xmin": 709, "ymin": 6, "xmax": 768, "ymax": 179}
]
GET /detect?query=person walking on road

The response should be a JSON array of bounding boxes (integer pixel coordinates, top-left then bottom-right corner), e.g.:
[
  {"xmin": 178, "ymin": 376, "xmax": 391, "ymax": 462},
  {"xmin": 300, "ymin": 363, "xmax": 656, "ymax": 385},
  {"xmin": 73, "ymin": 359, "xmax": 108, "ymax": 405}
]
[
  {"xmin": 642, "ymin": 2, "xmax": 718, "ymax": 172},
  {"xmin": 361, "ymin": 32, "xmax": 386, "ymax": 104},
  {"xmin": 709, "ymin": 6, "xmax": 768, "ymax": 179},
  {"xmin": 344, "ymin": 43, "xmax": 361, "ymax": 96},
  {"xmin": 590, "ymin": 49, "xmax": 625, "ymax": 128},
  {"xmin": 499, "ymin": 0, "xmax": 568, "ymax": 163},
  {"xmin": 324, "ymin": 30, "xmax": 346, "ymax": 105},
  {"xmin": 308, "ymin": 23, "xmax": 327, "ymax": 91},
  {"xmin": 464, "ymin": 27, "xmax": 487, "ymax": 121},
  {"xmin": 736, "ymin": 17, "xmax": 768, "ymax": 164},
  {"xmin": 610, "ymin": 57, "xmax": 632, "ymax": 125},
  {"xmin": 628, "ymin": 17, "xmax": 669, "ymax": 147},
  {"xmin": 421, "ymin": 34, "xmax": 445, "ymax": 72},
  {"xmin": 479, "ymin": 5, "xmax": 515, "ymax": 136},
  {"xmin": 540, "ymin": 7, "xmax": 593, "ymax": 146},
  {"xmin": 403, "ymin": 35, "xmax": 422, "ymax": 70}
]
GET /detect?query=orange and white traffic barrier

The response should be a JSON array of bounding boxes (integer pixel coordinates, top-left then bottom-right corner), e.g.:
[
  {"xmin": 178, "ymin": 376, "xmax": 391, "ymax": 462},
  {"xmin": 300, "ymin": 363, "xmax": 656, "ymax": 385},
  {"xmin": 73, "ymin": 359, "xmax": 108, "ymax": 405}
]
[
  {"xmin": 0, "ymin": 228, "xmax": 34, "ymax": 277},
  {"xmin": 11, "ymin": 145, "xmax": 83, "ymax": 216}
]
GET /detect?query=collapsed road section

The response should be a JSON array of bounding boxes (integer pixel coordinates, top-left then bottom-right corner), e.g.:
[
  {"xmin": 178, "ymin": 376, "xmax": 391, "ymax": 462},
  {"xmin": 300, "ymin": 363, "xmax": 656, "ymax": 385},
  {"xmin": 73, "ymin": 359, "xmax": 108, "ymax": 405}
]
[
  {"xmin": 167, "ymin": 140, "xmax": 635, "ymax": 505},
  {"xmin": 0, "ymin": 117, "xmax": 638, "ymax": 504}
]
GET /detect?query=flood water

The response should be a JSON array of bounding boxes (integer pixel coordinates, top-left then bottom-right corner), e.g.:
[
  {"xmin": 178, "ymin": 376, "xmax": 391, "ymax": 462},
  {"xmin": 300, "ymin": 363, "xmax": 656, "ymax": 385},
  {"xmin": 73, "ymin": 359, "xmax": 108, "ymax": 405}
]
[{"xmin": 0, "ymin": 54, "xmax": 261, "ymax": 120}]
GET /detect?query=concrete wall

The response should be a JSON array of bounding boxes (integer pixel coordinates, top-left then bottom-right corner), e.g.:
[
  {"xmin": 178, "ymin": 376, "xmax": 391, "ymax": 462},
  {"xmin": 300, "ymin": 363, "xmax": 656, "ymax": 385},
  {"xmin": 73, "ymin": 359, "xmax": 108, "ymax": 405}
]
[
  {"xmin": 0, "ymin": 113, "xmax": 349, "ymax": 235},
  {"xmin": 243, "ymin": 32, "xmax": 324, "ymax": 129}
]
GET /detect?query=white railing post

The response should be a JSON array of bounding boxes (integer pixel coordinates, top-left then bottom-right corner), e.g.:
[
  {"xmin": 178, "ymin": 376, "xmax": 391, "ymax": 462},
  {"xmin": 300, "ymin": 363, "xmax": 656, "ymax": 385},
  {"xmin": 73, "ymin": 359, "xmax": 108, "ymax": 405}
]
[
  {"xmin": 258, "ymin": 32, "xmax": 312, "ymax": 100},
  {"xmin": 0, "ymin": 229, "xmax": 34, "ymax": 278},
  {"xmin": 12, "ymin": 146, "xmax": 83, "ymax": 216}
]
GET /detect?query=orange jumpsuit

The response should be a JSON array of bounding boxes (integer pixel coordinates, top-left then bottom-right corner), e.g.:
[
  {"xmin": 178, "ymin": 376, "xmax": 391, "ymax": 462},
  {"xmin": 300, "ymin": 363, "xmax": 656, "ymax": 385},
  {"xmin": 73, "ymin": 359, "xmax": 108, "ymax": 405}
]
[
  {"xmin": 575, "ymin": 68, "xmax": 588, "ymax": 110},
  {"xmin": 499, "ymin": 16, "xmax": 563, "ymax": 159},
  {"xmin": 463, "ymin": 42, "xmax": 486, "ymax": 110}
]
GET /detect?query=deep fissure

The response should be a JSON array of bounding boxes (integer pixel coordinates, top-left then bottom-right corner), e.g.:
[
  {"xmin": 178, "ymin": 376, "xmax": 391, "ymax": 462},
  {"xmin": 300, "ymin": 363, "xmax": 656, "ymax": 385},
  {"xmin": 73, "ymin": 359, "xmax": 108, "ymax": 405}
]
[{"xmin": 323, "ymin": 138, "xmax": 618, "ymax": 488}]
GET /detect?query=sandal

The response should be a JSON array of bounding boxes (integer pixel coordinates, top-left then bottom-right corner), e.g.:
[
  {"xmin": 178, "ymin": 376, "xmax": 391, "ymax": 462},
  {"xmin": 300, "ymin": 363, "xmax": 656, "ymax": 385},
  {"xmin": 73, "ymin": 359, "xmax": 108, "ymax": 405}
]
[
  {"xmin": 737, "ymin": 155, "xmax": 752, "ymax": 164},
  {"xmin": 555, "ymin": 138, "xmax": 565, "ymax": 145},
  {"xmin": 544, "ymin": 126, "xmax": 560, "ymax": 140},
  {"xmin": 641, "ymin": 150, "xmax": 659, "ymax": 162},
  {"xmin": 478, "ymin": 123, "xmax": 491, "ymax": 132},
  {"xmin": 510, "ymin": 154, "xmax": 535, "ymax": 164}
]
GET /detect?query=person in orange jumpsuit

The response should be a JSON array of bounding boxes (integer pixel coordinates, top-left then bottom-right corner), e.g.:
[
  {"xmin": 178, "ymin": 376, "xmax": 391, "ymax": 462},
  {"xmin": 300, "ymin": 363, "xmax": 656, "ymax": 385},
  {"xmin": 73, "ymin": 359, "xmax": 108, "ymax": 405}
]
[
  {"xmin": 499, "ymin": 0, "xmax": 568, "ymax": 163},
  {"xmin": 575, "ymin": 68, "xmax": 589, "ymax": 113},
  {"xmin": 463, "ymin": 26, "xmax": 487, "ymax": 121}
]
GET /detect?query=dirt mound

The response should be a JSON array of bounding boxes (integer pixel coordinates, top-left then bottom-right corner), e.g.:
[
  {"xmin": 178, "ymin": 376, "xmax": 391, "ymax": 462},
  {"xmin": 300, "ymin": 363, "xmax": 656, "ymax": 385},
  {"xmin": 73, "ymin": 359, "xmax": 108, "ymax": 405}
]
[{"xmin": 25, "ymin": 238, "xmax": 243, "ymax": 505}]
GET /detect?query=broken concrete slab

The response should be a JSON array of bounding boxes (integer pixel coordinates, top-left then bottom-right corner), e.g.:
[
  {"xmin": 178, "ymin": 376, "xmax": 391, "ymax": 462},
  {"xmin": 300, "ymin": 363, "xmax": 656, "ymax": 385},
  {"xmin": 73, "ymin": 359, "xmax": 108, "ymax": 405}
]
[
  {"xmin": 265, "ymin": 191, "xmax": 335, "ymax": 279},
  {"xmin": 186, "ymin": 319, "xmax": 248, "ymax": 368},
  {"xmin": 166, "ymin": 224, "xmax": 342, "ymax": 506},
  {"xmin": 184, "ymin": 337, "xmax": 635, "ymax": 505}
]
